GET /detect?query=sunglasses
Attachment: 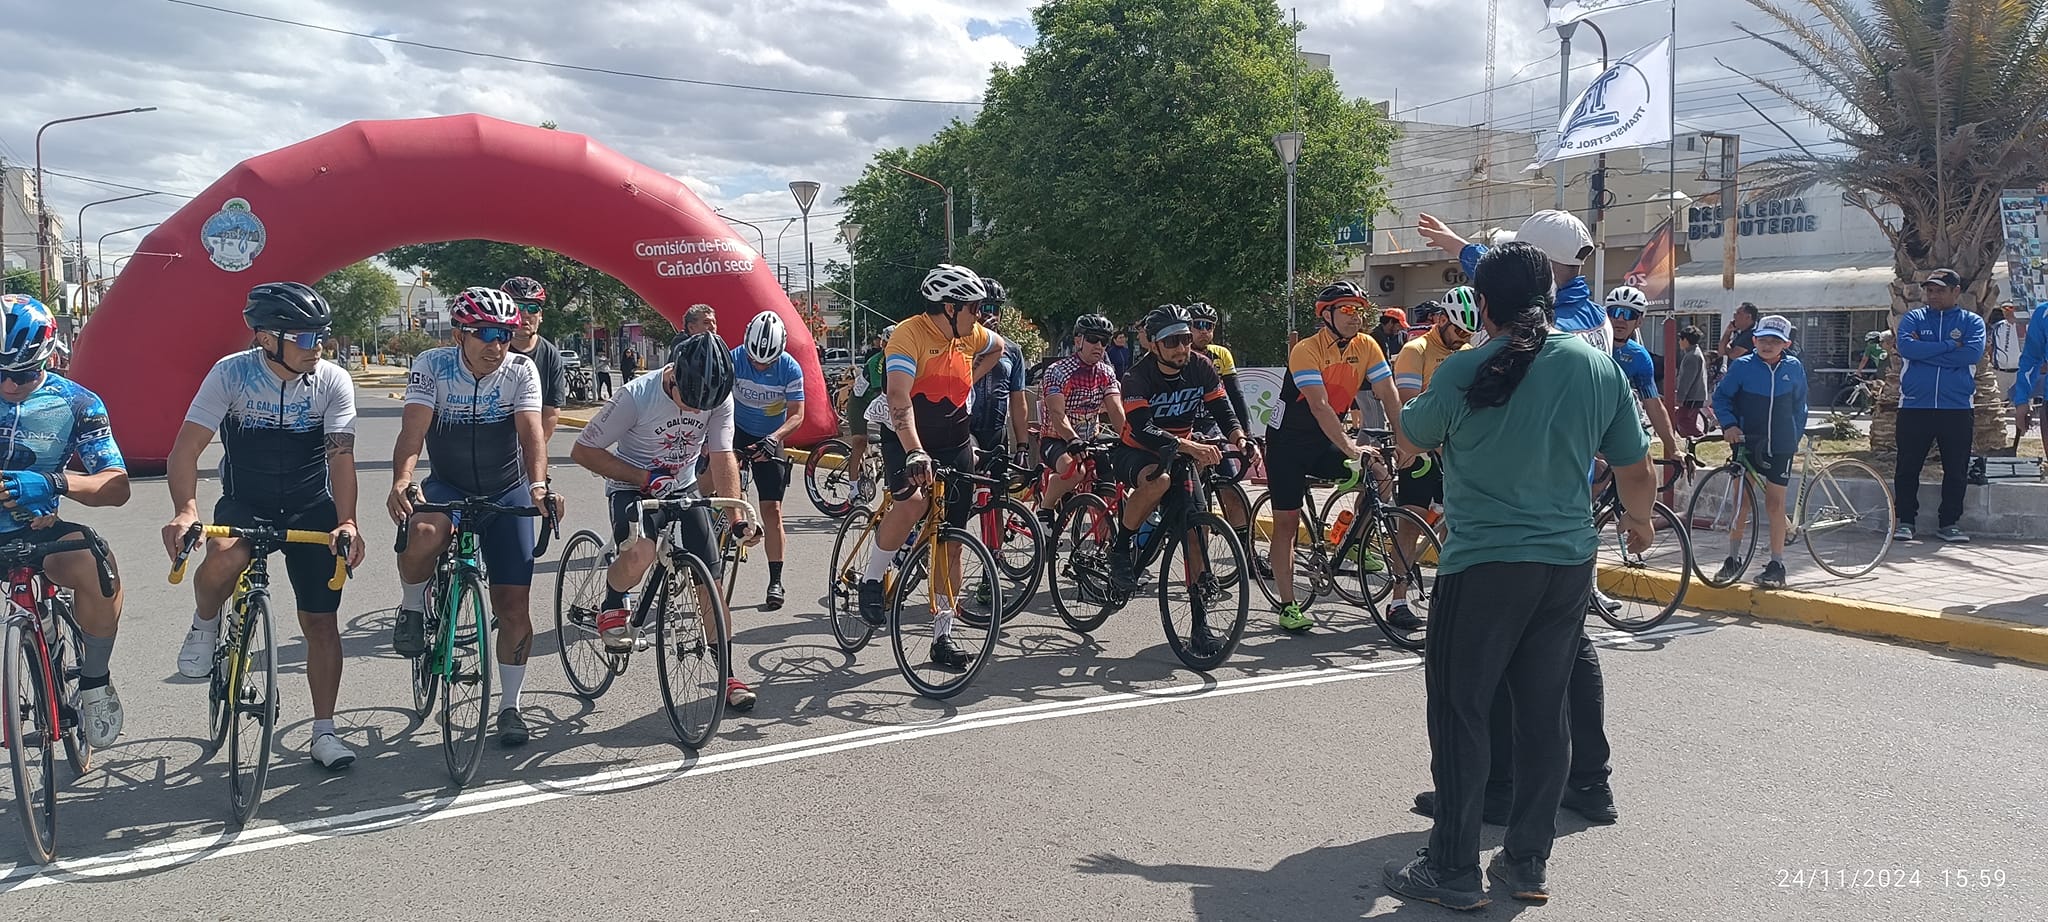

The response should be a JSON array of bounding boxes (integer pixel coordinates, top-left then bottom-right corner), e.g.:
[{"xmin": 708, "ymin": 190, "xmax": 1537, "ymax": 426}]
[
  {"xmin": 1322, "ymin": 299, "xmax": 1370, "ymax": 316},
  {"xmin": 0, "ymin": 366, "xmax": 43, "ymax": 385},
  {"xmin": 464, "ymin": 326, "xmax": 515, "ymax": 344},
  {"xmin": 516, "ymin": 301, "xmax": 545, "ymax": 314},
  {"xmin": 1158, "ymin": 333, "xmax": 1195, "ymax": 348},
  {"xmin": 1608, "ymin": 306, "xmax": 1644, "ymax": 321},
  {"xmin": 1190, "ymin": 320, "xmax": 1215, "ymax": 331},
  {"xmin": 1080, "ymin": 333, "xmax": 1112, "ymax": 345},
  {"xmin": 270, "ymin": 330, "xmax": 330, "ymax": 350}
]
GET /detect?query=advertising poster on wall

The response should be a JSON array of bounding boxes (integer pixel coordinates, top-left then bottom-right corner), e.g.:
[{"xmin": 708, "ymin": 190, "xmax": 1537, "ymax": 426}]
[{"xmin": 2000, "ymin": 189, "xmax": 2044, "ymax": 306}]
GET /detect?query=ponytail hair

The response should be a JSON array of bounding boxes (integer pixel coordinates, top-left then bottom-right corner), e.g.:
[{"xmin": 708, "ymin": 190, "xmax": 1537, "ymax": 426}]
[{"xmin": 1464, "ymin": 241, "xmax": 1556, "ymax": 410}]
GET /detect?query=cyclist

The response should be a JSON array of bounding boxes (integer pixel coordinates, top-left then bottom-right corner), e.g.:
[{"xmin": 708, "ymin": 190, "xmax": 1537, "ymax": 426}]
[
  {"xmin": 1107, "ymin": 306, "xmax": 1252, "ymax": 632},
  {"xmin": 570, "ymin": 332, "xmax": 759, "ymax": 710},
  {"xmin": 731, "ymin": 310, "xmax": 804, "ymax": 611},
  {"xmin": 164, "ymin": 282, "xmax": 366, "ymax": 769},
  {"xmin": 1854, "ymin": 330, "xmax": 1888, "ymax": 381},
  {"xmin": 500, "ymin": 276, "xmax": 569, "ymax": 440},
  {"xmin": 1034, "ymin": 314, "xmax": 1126, "ymax": 522},
  {"xmin": 969, "ymin": 280, "xmax": 1030, "ymax": 457},
  {"xmin": 388, "ymin": 286, "xmax": 565, "ymax": 746},
  {"xmin": 684, "ymin": 303, "xmax": 719, "ymax": 337},
  {"xmin": 1386, "ymin": 286, "xmax": 1479, "ymax": 626},
  {"xmin": 1265, "ymin": 281, "xmax": 1411, "ymax": 634},
  {"xmin": 0, "ymin": 295, "xmax": 131, "ymax": 747},
  {"xmin": 837, "ymin": 325, "xmax": 893, "ymax": 498},
  {"xmin": 1604, "ymin": 286, "xmax": 1679, "ymax": 462},
  {"xmin": 1709, "ymin": 314, "xmax": 1809, "ymax": 589},
  {"xmin": 855, "ymin": 264, "xmax": 1009, "ymax": 669}
]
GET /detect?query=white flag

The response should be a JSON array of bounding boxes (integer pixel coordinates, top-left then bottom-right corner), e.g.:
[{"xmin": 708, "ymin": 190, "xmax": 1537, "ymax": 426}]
[
  {"xmin": 1546, "ymin": 0, "xmax": 1660, "ymax": 28},
  {"xmin": 1528, "ymin": 36, "xmax": 1673, "ymax": 169}
]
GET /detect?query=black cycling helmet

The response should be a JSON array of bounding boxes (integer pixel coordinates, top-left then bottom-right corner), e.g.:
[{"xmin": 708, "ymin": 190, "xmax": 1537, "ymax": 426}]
[
  {"xmin": 500, "ymin": 276, "xmax": 547, "ymax": 304},
  {"xmin": 1314, "ymin": 280, "xmax": 1370, "ymax": 312},
  {"xmin": 1072, "ymin": 313, "xmax": 1115, "ymax": 339},
  {"xmin": 1185, "ymin": 301, "xmax": 1219, "ymax": 322},
  {"xmin": 243, "ymin": 281, "xmax": 332, "ymax": 332},
  {"xmin": 1144, "ymin": 304, "xmax": 1194, "ymax": 341},
  {"xmin": 669, "ymin": 331, "xmax": 735, "ymax": 410},
  {"xmin": 982, "ymin": 278, "xmax": 1009, "ymax": 308}
]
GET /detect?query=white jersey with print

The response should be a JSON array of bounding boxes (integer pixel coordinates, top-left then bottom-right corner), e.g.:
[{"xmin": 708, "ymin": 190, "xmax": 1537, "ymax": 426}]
[
  {"xmin": 574, "ymin": 370, "xmax": 735, "ymax": 494},
  {"xmin": 404, "ymin": 347, "xmax": 542, "ymax": 497},
  {"xmin": 184, "ymin": 349, "xmax": 355, "ymax": 511}
]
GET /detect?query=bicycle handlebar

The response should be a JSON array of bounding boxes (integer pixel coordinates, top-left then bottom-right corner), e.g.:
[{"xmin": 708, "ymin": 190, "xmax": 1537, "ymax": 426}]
[
  {"xmin": 170, "ymin": 522, "xmax": 352, "ymax": 589},
  {"xmin": 396, "ymin": 490, "xmax": 552, "ymax": 557},
  {"xmin": 0, "ymin": 527, "xmax": 115, "ymax": 599},
  {"xmin": 636, "ymin": 494, "xmax": 762, "ymax": 524}
]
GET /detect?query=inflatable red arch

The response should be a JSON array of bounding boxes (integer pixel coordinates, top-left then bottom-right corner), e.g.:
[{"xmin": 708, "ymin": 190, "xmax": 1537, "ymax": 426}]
[{"xmin": 73, "ymin": 113, "xmax": 834, "ymax": 472}]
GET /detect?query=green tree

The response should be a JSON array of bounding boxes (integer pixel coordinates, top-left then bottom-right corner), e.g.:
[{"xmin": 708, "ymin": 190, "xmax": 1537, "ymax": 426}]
[
  {"xmin": 313, "ymin": 260, "xmax": 400, "ymax": 352},
  {"xmin": 380, "ymin": 241, "xmax": 649, "ymax": 343},
  {"xmin": 1742, "ymin": 0, "xmax": 2048, "ymax": 454},
  {"xmin": 2, "ymin": 268, "xmax": 51, "ymax": 302},
  {"xmin": 835, "ymin": 123, "xmax": 983, "ymax": 325},
  {"xmin": 384, "ymin": 329, "xmax": 438, "ymax": 360}
]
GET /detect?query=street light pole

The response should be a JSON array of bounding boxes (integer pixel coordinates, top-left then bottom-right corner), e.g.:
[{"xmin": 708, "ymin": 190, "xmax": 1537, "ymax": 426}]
[
  {"xmin": 888, "ymin": 164, "xmax": 954, "ymax": 261},
  {"xmin": 773, "ymin": 217, "xmax": 799, "ymax": 292},
  {"xmin": 1273, "ymin": 131, "xmax": 1304, "ymax": 338},
  {"xmin": 93, "ymin": 222, "xmax": 160, "ymax": 312},
  {"xmin": 715, "ymin": 209, "xmax": 769, "ymax": 257},
  {"xmin": 790, "ymin": 181, "xmax": 822, "ymax": 337},
  {"xmin": 841, "ymin": 223, "xmax": 863, "ymax": 352},
  {"xmin": 36, "ymin": 106, "xmax": 157, "ymax": 296},
  {"xmin": 76, "ymin": 193, "xmax": 157, "ymax": 315},
  {"xmin": 1552, "ymin": 21, "xmax": 1576, "ymax": 210}
]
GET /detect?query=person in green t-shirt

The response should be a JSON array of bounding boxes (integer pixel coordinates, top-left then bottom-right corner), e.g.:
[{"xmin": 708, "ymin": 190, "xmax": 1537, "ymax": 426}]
[
  {"xmin": 1855, "ymin": 331, "xmax": 1888, "ymax": 381},
  {"xmin": 1384, "ymin": 242, "xmax": 1657, "ymax": 911},
  {"xmin": 838, "ymin": 326, "xmax": 892, "ymax": 487}
]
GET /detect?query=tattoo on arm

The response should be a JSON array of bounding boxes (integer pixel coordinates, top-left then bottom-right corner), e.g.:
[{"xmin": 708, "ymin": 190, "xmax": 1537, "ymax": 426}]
[{"xmin": 325, "ymin": 432, "xmax": 356, "ymax": 458}]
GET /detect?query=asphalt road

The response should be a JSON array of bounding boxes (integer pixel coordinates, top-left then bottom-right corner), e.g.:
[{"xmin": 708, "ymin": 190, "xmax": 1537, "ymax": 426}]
[{"xmin": 0, "ymin": 387, "xmax": 2040, "ymax": 921}]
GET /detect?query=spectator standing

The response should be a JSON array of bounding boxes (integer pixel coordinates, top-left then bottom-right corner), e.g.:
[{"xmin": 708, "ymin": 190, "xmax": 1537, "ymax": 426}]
[
  {"xmin": 1992, "ymin": 303, "xmax": 2022, "ymax": 399},
  {"xmin": 1108, "ymin": 330, "xmax": 1133, "ymax": 378},
  {"xmin": 1674, "ymin": 326, "xmax": 1710, "ymax": 438},
  {"xmin": 621, "ymin": 347, "xmax": 639, "ymax": 381},
  {"xmin": 1720, "ymin": 302, "xmax": 1760, "ymax": 361},
  {"xmin": 595, "ymin": 349, "xmax": 613, "ymax": 399},
  {"xmin": 1893, "ymin": 269, "xmax": 1987, "ymax": 543}
]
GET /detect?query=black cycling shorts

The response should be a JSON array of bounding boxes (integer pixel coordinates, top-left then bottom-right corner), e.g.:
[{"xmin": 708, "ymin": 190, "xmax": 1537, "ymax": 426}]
[
  {"xmin": 1039, "ymin": 437, "xmax": 1071, "ymax": 472},
  {"xmin": 1111, "ymin": 443, "xmax": 1174, "ymax": 490},
  {"xmin": 608, "ymin": 490, "xmax": 723, "ymax": 581},
  {"xmin": 1261, "ymin": 428, "xmax": 1351, "ymax": 512},
  {"xmin": 879, "ymin": 431, "xmax": 976, "ymax": 527},
  {"xmin": 421, "ymin": 478, "xmax": 537, "ymax": 586},
  {"xmin": 1739, "ymin": 449, "xmax": 1795, "ymax": 487},
  {"xmin": 1394, "ymin": 454, "xmax": 1444, "ymax": 509},
  {"xmin": 213, "ymin": 498, "xmax": 343, "ymax": 614},
  {"xmin": 733, "ymin": 429, "xmax": 791, "ymax": 503}
]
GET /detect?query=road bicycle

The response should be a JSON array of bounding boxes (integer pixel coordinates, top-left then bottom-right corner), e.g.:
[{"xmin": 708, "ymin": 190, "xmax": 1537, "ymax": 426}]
[
  {"xmin": 553, "ymin": 494, "xmax": 758, "ymax": 748},
  {"xmin": 1686, "ymin": 433, "xmax": 1896, "ymax": 587},
  {"xmin": 1586, "ymin": 460, "xmax": 1692, "ymax": 632},
  {"xmin": 3, "ymin": 528, "xmax": 113, "ymax": 865},
  {"xmin": 1829, "ymin": 373, "xmax": 1882, "ymax": 418},
  {"xmin": 396, "ymin": 490, "xmax": 552, "ymax": 786},
  {"xmin": 969, "ymin": 449, "xmax": 1045, "ymax": 622},
  {"xmin": 825, "ymin": 463, "xmax": 1005, "ymax": 699},
  {"xmin": 170, "ymin": 523, "xmax": 351, "ymax": 827},
  {"xmin": 1044, "ymin": 438, "xmax": 1251, "ymax": 671},
  {"xmin": 803, "ymin": 436, "xmax": 881, "ymax": 519},
  {"xmin": 1248, "ymin": 432, "xmax": 1441, "ymax": 651}
]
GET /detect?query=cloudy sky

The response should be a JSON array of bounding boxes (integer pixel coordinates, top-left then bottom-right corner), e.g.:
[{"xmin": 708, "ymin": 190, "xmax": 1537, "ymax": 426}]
[{"xmin": 4, "ymin": 0, "xmax": 1825, "ymax": 281}]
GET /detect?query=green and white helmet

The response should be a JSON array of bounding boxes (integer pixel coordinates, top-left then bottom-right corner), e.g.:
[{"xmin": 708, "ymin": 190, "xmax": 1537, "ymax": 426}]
[{"xmin": 1441, "ymin": 286, "xmax": 1482, "ymax": 333}]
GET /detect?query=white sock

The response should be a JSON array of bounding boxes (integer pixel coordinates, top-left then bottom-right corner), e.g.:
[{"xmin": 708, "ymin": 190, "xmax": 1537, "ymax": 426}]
[
  {"xmin": 865, "ymin": 545, "xmax": 894, "ymax": 581},
  {"xmin": 191, "ymin": 608, "xmax": 218, "ymax": 631},
  {"xmin": 499, "ymin": 663, "xmax": 526, "ymax": 711},
  {"xmin": 312, "ymin": 718, "xmax": 336, "ymax": 738},
  {"xmin": 934, "ymin": 601, "xmax": 954, "ymax": 638},
  {"xmin": 401, "ymin": 580, "xmax": 428, "ymax": 611}
]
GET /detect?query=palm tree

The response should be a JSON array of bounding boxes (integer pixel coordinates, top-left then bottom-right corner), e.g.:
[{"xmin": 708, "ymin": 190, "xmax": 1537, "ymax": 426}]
[{"xmin": 1740, "ymin": 0, "xmax": 2048, "ymax": 456}]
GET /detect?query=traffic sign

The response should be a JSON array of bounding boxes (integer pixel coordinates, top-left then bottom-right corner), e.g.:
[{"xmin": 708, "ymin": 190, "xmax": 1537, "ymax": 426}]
[{"xmin": 1334, "ymin": 217, "xmax": 1371, "ymax": 248}]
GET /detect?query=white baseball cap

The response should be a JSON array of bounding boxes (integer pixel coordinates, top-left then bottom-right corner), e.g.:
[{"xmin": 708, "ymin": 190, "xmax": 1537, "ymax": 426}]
[
  {"xmin": 1755, "ymin": 315, "xmax": 1794, "ymax": 341},
  {"xmin": 1516, "ymin": 210, "xmax": 1595, "ymax": 266}
]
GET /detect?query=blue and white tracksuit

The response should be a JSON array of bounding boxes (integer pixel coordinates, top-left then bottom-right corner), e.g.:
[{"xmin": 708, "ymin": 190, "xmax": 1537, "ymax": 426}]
[{"xmin": 1896, "ymin": 305, "xmax": 1986, "ymax": 410}]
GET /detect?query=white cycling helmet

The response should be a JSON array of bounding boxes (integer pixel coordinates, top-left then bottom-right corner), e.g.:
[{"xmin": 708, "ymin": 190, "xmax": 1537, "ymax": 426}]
[
  {"xmin": 742, "ymin": 310, "xmax": 787, "ymax": 365},
  {"xmin": 450, "ymin": 286, "xmax": 522, "ymax": 327},
  {"xmin": 1441, "ymin": 286, "xmax": 1483, "ymax": 333},
  {"xmin": 920, "ymin": 263, "xmax": 990, "ymax": 304},
  {"xmin": 1605, "ymin": 285, "xmax": 1650, "ymax": 312}
]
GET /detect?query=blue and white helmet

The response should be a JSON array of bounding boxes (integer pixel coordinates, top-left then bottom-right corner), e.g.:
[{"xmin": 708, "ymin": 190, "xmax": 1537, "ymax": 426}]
[{"xmin": 0, "ymin": 295, "xmax": 58, "ymax": 372}]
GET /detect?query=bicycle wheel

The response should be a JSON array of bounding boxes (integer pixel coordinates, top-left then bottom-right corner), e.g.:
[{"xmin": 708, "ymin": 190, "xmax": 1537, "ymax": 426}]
[
  {"xmin": 410, "ymin": 577, "xmax": 441, "ymax": 720},
  {"xmin": 224, "ymin": 594, "xmax": 276, "ymax": 827},
  {"xmin": 48, "ymin": 598, "xmax": 90, "ymax": 775},
  {"xmin": 717, "ymin": 526, "xmax": 743, "ymax": 608},
  {"xmin": 827, "ymin": 505, "xmax": 882, "ymax": 653},
  {"xmin": 805, "ymin": 438, "xmax": 862, "ymax": 518},
  {"xmin": 972, "ymin": 495, "xmax": 1043, "ymax": 624},
  {"xmin": 653, "ymin": 556, "xmax": 730, "ymax": 748},
  {"xmin": 1801, "ymin": 458, "xmax": 1896, "ymax": 578},
  {"xmin": 1157, "ymin": 511, "xmax": 1249, "ymax": 671},
  {"xmin": 1591, "ymin": 501, "xmax": 1692, "ymax": 632},
  {"xmin": 1247, "ymin": 491, "xmax": 1328, "ymax": 609},
  {"xmin": 1206, "ymin": 479, "xmax": 1254, "ymax": 588},
  {"xmin": 5, "ymin": 620, "xmax": 57, "ymax": 864},
  {"xmin": 1685, "ymin": 465, "xmax": 1762, "ymax": 588},
  {"xmin": 206, "ymin": 604, "xmax": 234, "ymax": 754},
  {"xmin": 1050, "ymin": 493, "xmax": 1119, "ymax": 634},
  {"xmin": 441, "ymin": 577, "xmax": 492, "ymax": 787},
  {"xmin": 553, "ymin": 530, "xmax": 621, "ymax": 699},
  {"xmin": 889, "ymin": 527, "xmax": 1001, "ymax": 699},
  {"xmin": 1357, "ymin": 506, "xmax": 1441, "ymax": 651}
]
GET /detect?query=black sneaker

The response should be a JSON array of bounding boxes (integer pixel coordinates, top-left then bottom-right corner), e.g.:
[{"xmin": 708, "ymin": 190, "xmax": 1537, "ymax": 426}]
[
  {"xmin": 857, "ymin": 580, "xmax": 887, "ymax": 627},
  {"xmin": 1252, "ymin": 551, "xmax": 1273, "ymax": 581},
  {"xmin": 1036, "ymin": 508, "xmax": 1058, "ymax": 527},
  {"xmin": 1757, "ymin": 560, "xmax": 1788, "ymax": 589},
  {"xmin": 497, "ymin": 707, "xmax": 529, "ymax": 747},
  {"xmin": 1487, "ymin": 851, "xmax": 1550, "ymax": 903},
  {"xmin": 1712, "ymin": 556, "xmax": 1744, "ymax": 584},
  {"xmin": 1382, "ymin": 851, "xmax": 1487, "ymax": 912},
  {"xmin": 764, "ymin": 580, "xmax": 787, "ymax": 612},
  {"xmin": 1560, "ymin": 781, "xmax": 1618, "ymax": 824},
  {"xmin": 1194, "ymin": 572, "xmax": 1227, "ymax": 604},
  {"xmin": 1187, "ymin": 617, "xmax": 1223, "ymax": 658},
  {"xmin": 1109, "ymin": 546, "xmax": 1138, "ymax": 590},
  {"xmin": 393, "ymin": 608, "xmax": 426, "ymax": 657},
  {"xmin": 1386, "ymin": 604, "xmax": 1426, "ymax": 634},
  {"xmin": 1411, "ymin": 789, "xmax": 1511, "ymax": 826},
  {"xmin": 929, "ymin": 635, "xmax": 971, "ymax": 671}
]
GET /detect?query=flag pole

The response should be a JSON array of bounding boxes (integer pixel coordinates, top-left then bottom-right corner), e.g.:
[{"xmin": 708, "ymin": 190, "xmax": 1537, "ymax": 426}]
[{"xmin": 1662, "ymin": 0, "xmax": 1681, "ymax": 402}]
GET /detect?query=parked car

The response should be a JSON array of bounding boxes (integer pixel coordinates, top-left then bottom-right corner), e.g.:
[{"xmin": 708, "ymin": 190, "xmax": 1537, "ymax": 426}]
[
  {"xmin": 559, "ymin": 350, "xmax": 582, "ymax": 369},
  {"xmin": 820, "ymin": 347, "xmax": 852, "ymax": 367}
]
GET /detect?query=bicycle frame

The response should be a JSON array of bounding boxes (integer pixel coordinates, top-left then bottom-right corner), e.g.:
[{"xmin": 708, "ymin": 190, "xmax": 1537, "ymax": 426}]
[{"xmin": 1, "ymin": 567, "xmax": 61, "ymax": 746}]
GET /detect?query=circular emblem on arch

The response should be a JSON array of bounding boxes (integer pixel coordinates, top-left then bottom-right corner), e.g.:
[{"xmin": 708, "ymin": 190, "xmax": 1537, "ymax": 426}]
[{"xmin": 200, "ymin": 197, "xmax": 267, "ymax": 272}]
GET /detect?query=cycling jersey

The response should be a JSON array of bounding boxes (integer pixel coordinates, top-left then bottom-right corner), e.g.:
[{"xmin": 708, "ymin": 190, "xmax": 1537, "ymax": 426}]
[
  {"xmin": 512, "ymin": 336, "xmax": 568, "ymax": 409},
  {"xmin": 883, "ymin": 313, "xmax": 998, "ymax": 452},
  {"xmin": 1120, "ymin": 352, "xmax": 1235, "ymax": 452},
  {"xmin": 1394, "ymin": 329, "xmax": 1466, "ymax": 394},
  {"xmin": 731, "ymin": 348, "xmax": 804, "ymax": 438},
  {"xmin": 184, "ymin": 349, "xmax": 355, "ymax": 514},
  {"xmin": 405, "ymin": 347, "xmax": 542, "ymax": 497},
  {"xmin": 1204, "ymin": 343, "xmax": 1237, "ymax": 376},
  {"xmin": 969, "ymin": 339, "xmax": 1027, "ymax": 436},
  {"xmin": 0, "ymin": 373, "xmax": 124, "ymax": 533},
  {"xmin": 1276, "ymin": 329, "xmax": 1392, "ymax": 432},
  {"xmin": 1202, "ymin": 343, "xmax": 1251, "ymax": 432},
  {"xmin": 1612, "ymin": 338, "xmax": 1660, "ymax": 399},
  {"xmin": 574, "ymin": 370, "xmax": 735, "ymax": 494},
  {"xmin": 1039, "ymin": 356, "xmax": 1121, "ymax": 440}
]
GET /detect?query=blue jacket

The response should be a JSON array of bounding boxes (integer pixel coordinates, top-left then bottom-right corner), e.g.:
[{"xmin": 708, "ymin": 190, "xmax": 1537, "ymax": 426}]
[
  {"xmin": 2009, "ymin": 301, "xmax": 2048, "ymax": 404},
  {"xmin": 1712, "ymin": 352, "xmax": 1808, "ymax": 458},
  {"xmin": 1896, "ymin": 305, "xmax": 1986, "ymax": 410},
  {"xmin": 1461, "ymin": 244, "xmax": 1609, "ymax": 348}
]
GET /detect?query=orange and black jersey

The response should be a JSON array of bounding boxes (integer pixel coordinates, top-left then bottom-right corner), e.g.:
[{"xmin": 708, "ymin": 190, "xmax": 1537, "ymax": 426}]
[
  {"xmin": 1275, "ymin": 329, "xmax": 1393, "ymax": 432},
  {"xmin": 1119, "ymin": 352, "xmax": 1238, "ymax": 452},
  {"xmin": 884, "ymin": 314, "xmax": 999, "ymax": 452}
]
